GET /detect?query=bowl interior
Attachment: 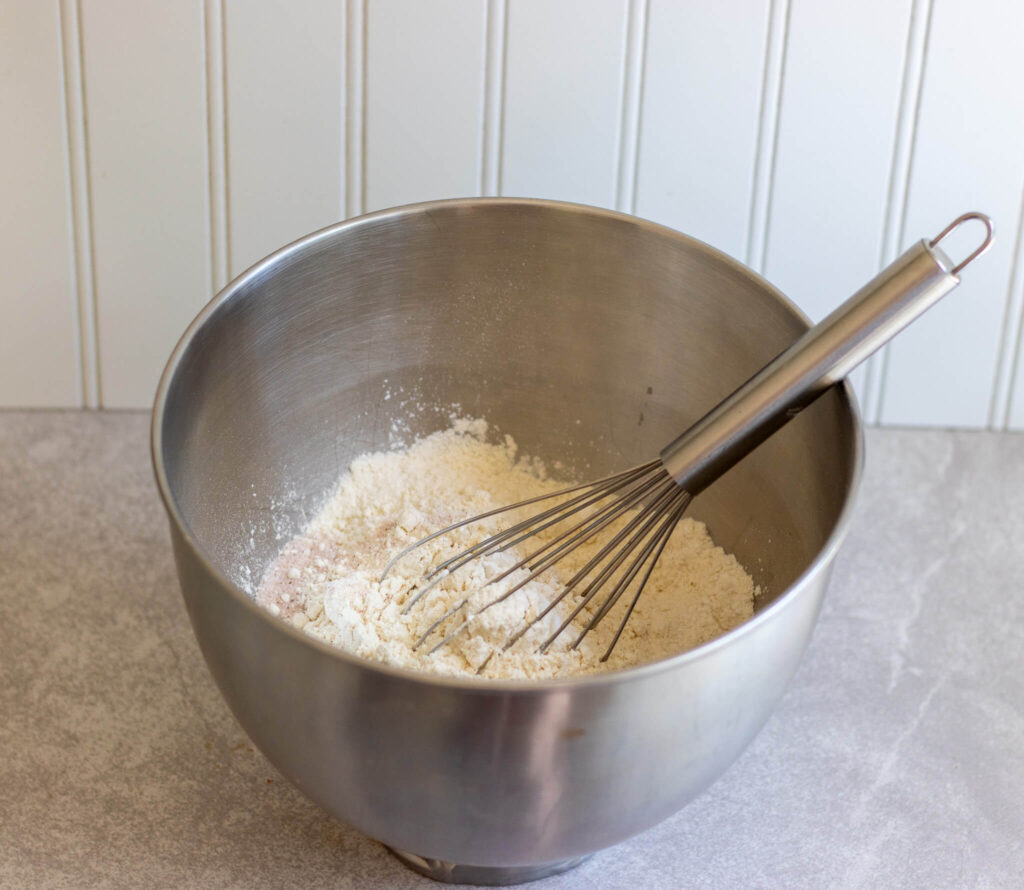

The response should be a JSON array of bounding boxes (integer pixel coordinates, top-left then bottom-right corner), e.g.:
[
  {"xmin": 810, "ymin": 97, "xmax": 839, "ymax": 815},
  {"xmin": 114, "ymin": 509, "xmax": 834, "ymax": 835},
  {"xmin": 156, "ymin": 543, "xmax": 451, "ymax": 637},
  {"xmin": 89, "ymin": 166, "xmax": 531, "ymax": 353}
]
[{"xmin": 159, "ymin": 200, "xmax": 859, "ymax": 618}]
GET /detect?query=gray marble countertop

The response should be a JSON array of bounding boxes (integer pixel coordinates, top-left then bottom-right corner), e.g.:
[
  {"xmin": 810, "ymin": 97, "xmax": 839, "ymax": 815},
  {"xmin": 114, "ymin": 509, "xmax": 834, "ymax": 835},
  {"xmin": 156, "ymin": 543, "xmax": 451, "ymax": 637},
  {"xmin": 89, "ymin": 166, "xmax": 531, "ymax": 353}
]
[{"xmin": 2, "ymin": 412, "xmax": 1022, "ymax": 889}]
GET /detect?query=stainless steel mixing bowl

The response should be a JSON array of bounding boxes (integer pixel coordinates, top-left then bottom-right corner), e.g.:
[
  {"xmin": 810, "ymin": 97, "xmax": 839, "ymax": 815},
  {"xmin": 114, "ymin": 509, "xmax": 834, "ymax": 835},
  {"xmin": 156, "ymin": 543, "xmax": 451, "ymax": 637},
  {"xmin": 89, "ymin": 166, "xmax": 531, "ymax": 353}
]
[{"xmin": 152, "ymin": 198, "xmax": 862, "ymax": 885}]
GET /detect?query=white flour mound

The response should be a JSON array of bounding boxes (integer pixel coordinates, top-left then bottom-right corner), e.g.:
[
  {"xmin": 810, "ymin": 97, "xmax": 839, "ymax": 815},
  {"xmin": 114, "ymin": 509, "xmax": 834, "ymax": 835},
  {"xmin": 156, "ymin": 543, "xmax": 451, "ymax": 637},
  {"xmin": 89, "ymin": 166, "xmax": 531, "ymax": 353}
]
[{"xmin": 256, "ymin": 418, "xmax": 757, "ymax": 680}]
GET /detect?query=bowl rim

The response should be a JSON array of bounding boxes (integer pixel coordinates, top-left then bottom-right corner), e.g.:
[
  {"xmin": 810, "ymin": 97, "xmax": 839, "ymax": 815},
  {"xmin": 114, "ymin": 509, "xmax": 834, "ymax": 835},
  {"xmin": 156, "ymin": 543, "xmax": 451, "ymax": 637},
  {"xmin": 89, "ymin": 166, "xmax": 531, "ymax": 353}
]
[{"xmin": 151, "ymin": 196, "xmax": 865, "ymax": 693}]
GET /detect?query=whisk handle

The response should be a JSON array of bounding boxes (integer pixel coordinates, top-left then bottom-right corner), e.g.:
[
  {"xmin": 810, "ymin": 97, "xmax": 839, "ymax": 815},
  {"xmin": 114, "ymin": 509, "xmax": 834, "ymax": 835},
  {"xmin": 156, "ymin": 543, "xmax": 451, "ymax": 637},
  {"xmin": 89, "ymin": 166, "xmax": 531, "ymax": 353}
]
[{"xmin": 660, "ymin": 212, "xmax": 993, "ymax": 494}]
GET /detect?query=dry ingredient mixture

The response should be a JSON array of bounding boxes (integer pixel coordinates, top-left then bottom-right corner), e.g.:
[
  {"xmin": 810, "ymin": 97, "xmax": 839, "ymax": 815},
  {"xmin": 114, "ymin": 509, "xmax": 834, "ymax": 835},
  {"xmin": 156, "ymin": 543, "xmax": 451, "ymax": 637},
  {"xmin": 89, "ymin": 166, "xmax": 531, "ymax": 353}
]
[{"xmin": 256, "ymin": 418, "xmax": 757, "ymax": 680}]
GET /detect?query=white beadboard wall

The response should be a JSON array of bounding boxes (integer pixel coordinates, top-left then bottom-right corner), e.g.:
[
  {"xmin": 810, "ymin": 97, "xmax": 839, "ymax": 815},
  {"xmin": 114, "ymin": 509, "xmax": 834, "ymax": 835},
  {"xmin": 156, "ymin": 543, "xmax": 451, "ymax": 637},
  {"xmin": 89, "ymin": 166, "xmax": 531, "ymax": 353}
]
[{"xmin": 2, "ymin": 0, "xmax": 1023, "ymax": 427}]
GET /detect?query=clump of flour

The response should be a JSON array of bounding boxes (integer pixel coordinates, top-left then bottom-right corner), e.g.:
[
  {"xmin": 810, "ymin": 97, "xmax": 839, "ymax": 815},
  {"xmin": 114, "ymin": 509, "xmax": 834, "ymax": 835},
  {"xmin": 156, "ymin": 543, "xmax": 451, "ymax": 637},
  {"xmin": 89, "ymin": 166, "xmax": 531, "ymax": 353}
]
[{"xmin": 256, "ymin": 419, "xmax": 757, "ymax": 680}]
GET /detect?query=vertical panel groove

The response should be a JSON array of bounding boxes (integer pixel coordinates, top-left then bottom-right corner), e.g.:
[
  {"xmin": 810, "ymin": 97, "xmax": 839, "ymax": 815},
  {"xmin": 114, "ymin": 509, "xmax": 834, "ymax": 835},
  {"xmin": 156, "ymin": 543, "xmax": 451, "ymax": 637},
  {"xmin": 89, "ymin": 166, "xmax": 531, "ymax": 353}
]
[
  {"xmin": 872, "ymin": 0, "xmax": 933, "ymax": 424},
  {"xmin": 360, "ymin": 0, "xmax": 367, "ymax": 214},
  {"xmin": 496, "ymin": 0, "xmax": 510, "ymax": 196},
  {"xmin": 614, "ymin": 0, "xmax": 647, "ymax": 214},
  {"xmin": 60, "ymin": 0, "xmax": 100, "ymax": 408},
  {"xmin": 629, "ymin": 0, "xmax": 651, "ymax": 215},
  {"xmin": 203, "ymin": 0, "xmax": 228, "ymax": 293},
  {"xmin": 345, "ymin": 0, "xmax": 366, "ymax": 218},
  {"xmin": 991, "ymin": 185, "xmax": 1024, "ymax": 427},
  {"xmin": 860, "ymin": 0, "xmax": 930, "ymax": 421},
  {"xmin": 745, "ymin": 0, "xmax": 791, "ymax": 273},
  {"xmin": 56, "ymin": 0, "xmax": 83, "ymax": 406},
  {"xmin": 339, "ymin": 0, "xmax": 347, "ymax": 220},
  {"xmin": 480, "ymin": 0, "xmax": 507, "ymax": 196}
]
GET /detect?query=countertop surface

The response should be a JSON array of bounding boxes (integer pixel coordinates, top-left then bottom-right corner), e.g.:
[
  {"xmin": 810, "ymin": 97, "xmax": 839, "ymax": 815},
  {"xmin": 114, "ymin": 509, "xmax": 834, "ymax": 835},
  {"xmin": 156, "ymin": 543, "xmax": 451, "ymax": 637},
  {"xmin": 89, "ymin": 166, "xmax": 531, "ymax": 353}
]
[{"xmin": 1, "ymin": 412, "xmax": 1022, "ymax": 889}]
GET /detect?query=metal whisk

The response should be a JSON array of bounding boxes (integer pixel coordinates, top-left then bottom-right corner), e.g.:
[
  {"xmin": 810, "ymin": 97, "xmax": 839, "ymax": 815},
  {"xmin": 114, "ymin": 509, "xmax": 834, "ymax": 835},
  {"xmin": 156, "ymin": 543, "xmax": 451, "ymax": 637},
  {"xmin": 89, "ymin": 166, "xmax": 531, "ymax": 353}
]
[{"xmin": 381, "ymin": 212, "xmax": 993, "ymax": 664}]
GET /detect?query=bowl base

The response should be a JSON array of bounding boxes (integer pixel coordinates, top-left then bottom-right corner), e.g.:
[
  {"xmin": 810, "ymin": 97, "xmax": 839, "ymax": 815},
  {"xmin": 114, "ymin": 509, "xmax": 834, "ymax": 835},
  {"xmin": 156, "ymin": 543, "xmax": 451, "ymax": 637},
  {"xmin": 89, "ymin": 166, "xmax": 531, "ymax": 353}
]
[{"xmin": 386, "ymin": 846, "xmax": 593, "ymax": 885}]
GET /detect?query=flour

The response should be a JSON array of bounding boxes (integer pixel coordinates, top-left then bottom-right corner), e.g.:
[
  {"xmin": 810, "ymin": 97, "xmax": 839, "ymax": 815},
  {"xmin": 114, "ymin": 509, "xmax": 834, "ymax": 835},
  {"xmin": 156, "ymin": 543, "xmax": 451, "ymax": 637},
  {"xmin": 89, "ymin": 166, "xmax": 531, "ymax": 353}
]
[{"xmin": 256, "ymin": 419, "xmax": 757, "ymax": 680}]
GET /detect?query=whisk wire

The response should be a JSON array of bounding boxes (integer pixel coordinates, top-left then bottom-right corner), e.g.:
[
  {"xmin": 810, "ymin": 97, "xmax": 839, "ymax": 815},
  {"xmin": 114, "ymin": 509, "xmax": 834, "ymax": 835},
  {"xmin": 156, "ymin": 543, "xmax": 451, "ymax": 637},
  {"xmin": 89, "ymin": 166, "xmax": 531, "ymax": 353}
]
[
  {"xmin": 397, "ymin": 463, "xmax": 660, "ymax": 614},
  {"xmin": 538, "ymin": 484, "xmax": 687, "ymax": 654},
  {"xmin": 500, "ymin": 477, "xmax": 680, "ymax": 652},
  {"xmin": 597, "ymin": 497, "xmax": 691, "ymax": 661},
  {"xmin": 457, "ymin": 470, "xmax": 674, "ymax": 618},
  {"xmin": 486, "ymin": 466, "xmax": 671, "ymax": 592},
  {"xmin": 380, "ymin": 459, "xmax": 661, "ymax": 581},
  {"xmin": 540, "ymin": 478, "xmax": 676, "ymax": 613},
  {"xmin": 490, "ymin": 463, "xmax": 665, "ymax": 561},
  {"xmin": 585, "ymin": 494, "xmax": 688, "ymax": 632},
  {"xmin": 401, "ymin": 463, "xmax": 661, "ymax": 616},
  {"xmin": 421, "ymin": 471, "xmax": 642, "ymax": 579},
  {"xmin": 448, "ymin": 482, "xmax": 648, "ymax": 618},
  {"xmin": 415, "ymin": 595, "xmax": 472, "ymax": 650},
  {"xmin": 416, "ymin": 470, "xmax": 673, "ymax": 654}
]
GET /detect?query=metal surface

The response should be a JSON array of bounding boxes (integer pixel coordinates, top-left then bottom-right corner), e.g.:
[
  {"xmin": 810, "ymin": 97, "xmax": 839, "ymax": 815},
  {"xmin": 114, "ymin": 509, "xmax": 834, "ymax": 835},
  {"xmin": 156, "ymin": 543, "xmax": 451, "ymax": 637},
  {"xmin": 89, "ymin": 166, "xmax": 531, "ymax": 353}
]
[
  {"xmin": 931, "ymin": 211, "xmax": 994, "ymax": 274},
  {"xmin": 660, "ymin": 213, "xmax": 991, "ymax": 491},
  {"xmin": 152, "ymin": 198, "xmax": 863, "ymax": 881},
  {"xmin": 387, "ymin": 847, "xmax": 593, "ymax": 884}
]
